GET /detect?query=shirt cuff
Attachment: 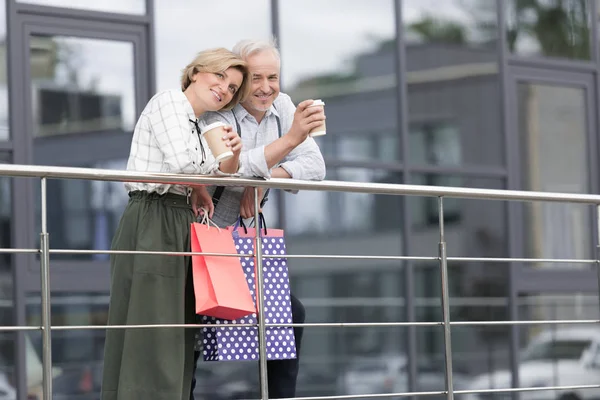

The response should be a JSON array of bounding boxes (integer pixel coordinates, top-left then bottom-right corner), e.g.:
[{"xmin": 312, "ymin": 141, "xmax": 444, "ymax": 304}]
[
  {"xmin": 279, "ymin": 162, "xmax": 298, "ymax": 179},
  {"xmin": 215, "ymin": 160, "xmax": 243, "ymax": 177},
  {"xmin": 248, "ymin": 146, "xmax": 271, "ymax": 178}
]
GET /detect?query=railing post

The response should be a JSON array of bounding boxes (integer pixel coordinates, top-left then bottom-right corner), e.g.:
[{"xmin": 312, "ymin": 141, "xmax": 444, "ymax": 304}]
[
  {"xmin": 438, "ymin": 197, "xmax": 454, "ymax": 400},
  {"xmin": 596, "ymin": 205, "xmax": 600, "ymax": 315},
  {"xmin": 254, "ymin": 186, "xmax": 269, "ymax": 399},
  {"xmin": 40, "ymin": 177, "xmax": 53, "ymax": 399}
]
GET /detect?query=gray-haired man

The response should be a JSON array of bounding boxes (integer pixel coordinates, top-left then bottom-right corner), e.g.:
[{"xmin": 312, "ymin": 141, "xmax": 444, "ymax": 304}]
[{"xmin": 191, "ymin": 39, "xmax": 326, "ymax": 398}]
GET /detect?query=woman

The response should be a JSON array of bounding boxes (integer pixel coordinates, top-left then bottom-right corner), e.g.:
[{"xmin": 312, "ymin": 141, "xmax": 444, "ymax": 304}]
[{"xmin": 101, "ymin": 48, "xmax": 250, "ymax": 400}]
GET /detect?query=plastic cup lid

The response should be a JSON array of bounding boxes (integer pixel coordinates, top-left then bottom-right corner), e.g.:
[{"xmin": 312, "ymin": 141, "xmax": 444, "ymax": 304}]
[
  {"xmin": 309, "ymin": 99, "xmax": 325, "ymax": 107},
  {"xmin": 200, "ymin": 121, "xmax": 226, "ymax": 134}
]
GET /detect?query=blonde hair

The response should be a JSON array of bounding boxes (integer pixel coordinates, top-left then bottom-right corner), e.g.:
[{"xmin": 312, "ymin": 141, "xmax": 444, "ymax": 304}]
[{"xmin": 181, "ymin": 47, "xmax": 250, "ymax": 110}]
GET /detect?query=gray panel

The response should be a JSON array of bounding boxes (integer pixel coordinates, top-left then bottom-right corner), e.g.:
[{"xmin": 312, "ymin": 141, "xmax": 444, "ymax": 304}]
[
  {"xmin": 15, "ymin": 1, "xmax": 151, "ymax": 24},
  {"xmin": 23, "ymin": 262, "xmax": 110, "ymax": 292},
  {"xmin": 33, "ymin": 131, "xmax": 132, "ymax": 166},
  {"xmin": 516, "ymin": 269, "xmax": 600, "ymax": 293}
]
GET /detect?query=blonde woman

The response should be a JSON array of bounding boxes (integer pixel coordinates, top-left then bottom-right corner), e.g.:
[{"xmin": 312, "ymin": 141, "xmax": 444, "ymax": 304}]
[{"xmin": 101, "ymin": 48, "xmax": 250, "ymax": 400}]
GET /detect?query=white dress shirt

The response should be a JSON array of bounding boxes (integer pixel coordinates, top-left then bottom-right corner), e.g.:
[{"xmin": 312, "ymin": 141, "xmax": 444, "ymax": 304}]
[
  {"xmin": 125, "ymin": 89, "xmax": 233, "ymax": 196},
  {"xmin": 202, "ymin": 92, "xmax": 326, "ymax": 180},
  {"xmin": 199, "ymin": 92, "xmax": 326, "ymax": 227}
]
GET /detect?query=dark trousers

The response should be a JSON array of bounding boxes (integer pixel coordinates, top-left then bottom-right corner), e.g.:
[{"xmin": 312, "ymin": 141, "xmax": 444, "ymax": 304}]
[{"xmin": 191, "ymin": 294, "xmax": 305, "ymax": 399}]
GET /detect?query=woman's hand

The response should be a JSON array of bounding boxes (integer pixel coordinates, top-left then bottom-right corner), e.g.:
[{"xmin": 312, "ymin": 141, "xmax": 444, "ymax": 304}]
[
  {"xmin": 222, "ymin": 126, "xmax": 242, "ymax": 156},
  {"xmin": 190, "ymin": 185, "xmax": 214, "ymax": 218}
]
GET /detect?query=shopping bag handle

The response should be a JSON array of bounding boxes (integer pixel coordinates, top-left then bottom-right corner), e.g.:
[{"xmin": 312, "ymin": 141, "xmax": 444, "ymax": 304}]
[
  {"xmin": 233, "ymin": 212, "xmax": 268, "ymax": 235},
  {"xmin": 250, "ymin": 212, "xmax": 268, "ymax": 235},
  {"xmin": 198, "ymin": 208, "xmax": 221, "ymax": 231}
]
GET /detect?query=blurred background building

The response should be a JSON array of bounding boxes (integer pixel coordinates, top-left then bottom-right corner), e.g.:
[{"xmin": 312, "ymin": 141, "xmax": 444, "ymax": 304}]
[{"xmin": 0, "ymin": 0, "xmax": 599, "ymax": 398}]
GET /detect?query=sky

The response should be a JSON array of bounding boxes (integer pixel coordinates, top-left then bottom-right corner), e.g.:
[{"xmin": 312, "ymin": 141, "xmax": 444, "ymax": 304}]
[
  {"xmin": 0, "ymin": 0, "xmax": 509, "ymax": 137},
  {"xmin": 152, "ymin": 0, "xmax": 474, "ymax": 91}
]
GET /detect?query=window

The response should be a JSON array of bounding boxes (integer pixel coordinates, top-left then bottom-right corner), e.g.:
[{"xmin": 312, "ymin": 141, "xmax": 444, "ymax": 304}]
[{"xmin": 17, "ymin": 0, "xmax": 145, "ymax": 15}]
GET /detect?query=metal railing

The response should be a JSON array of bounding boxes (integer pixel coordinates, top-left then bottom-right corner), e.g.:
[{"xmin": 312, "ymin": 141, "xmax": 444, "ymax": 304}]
[{"xmin": 0, "ymin": 163, "xmax": 599, "ymax": 400}]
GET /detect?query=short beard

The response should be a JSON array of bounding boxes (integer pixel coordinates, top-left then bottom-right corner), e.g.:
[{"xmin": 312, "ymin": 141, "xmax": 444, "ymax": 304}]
[{"xmin": 244, "ymin": 101, "xmax": 271, "ymax": 113}]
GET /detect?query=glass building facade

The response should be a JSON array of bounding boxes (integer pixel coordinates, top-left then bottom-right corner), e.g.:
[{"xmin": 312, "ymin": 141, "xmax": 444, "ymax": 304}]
[{"xmin": 0, "ymin": 0, "xmax": 599, "ymax": 398}]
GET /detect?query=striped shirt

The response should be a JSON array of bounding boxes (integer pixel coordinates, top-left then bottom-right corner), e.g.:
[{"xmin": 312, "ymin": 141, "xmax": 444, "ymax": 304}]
[
  {"xmin": 124, "ymin": 89, "xmax": 235, "ymax": 196},
  {"xmin": 200, "ymin": 92, "xmax": 326, "ymax": 227}
]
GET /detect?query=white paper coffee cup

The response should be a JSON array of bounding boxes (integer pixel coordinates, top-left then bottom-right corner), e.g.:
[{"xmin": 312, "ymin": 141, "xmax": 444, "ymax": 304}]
[
  {"xmin": 308, "ymin": 99, "xmax": 326, "ymax": 137},
  {"xmin": 200, "ymin": 121, "xmax": 234, "ymax": 162}
]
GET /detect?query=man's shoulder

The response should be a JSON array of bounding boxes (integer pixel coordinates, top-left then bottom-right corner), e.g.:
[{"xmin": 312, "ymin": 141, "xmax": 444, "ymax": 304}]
[
  {"xmin": 200, "ymin": 109, "xmax": 235, "ymax": 126},
  {"xmin": 273, "ymin": 92, "xmax": 293, "ymax": 109}
]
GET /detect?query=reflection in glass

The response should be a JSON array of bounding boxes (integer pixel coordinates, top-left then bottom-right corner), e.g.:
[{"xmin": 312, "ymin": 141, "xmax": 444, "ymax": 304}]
[
  {"xmin": 515, "ymin": 324, "xmax": 600, "ymax": 390},
  {"xmin": 507, "ymin": 0, "xmax": 591, "ymax": 60},
  {"xmin": 17, "ymin": 0, "xmax": 145, "ymax": 14},
  {"xmin": 408, "ymin": 176, "xmax": 507, "ymax": 256},
  {"xmin": 320, "ymin": 131, "xmax": 398, "ymax": 162},
  {"xmin": 34, "ymin": 159, "xmax": 129, "ymax": 260},
  {"xmin": 452, "ymin": 326, "xmax": 513, "ymax": 393},
  {"xmin": 0, "ymin": 177, "xmax": 11, "ymax": 325},
  {"xmin": 154, "ymin": 0, "xmax": 270, "ymax": 92},
  {"xmin": 27, "ymin": 293, "xmax": 107, "ymax": 398},
  {"xmin": 0, "ymin": 0, "xmax": 8, "ymax": 140},
  {"xmin": 518, "ymin": 83, "xmax": 591, "ymax": 266},
  {"xmin": 280, "ymin": 0, "xmax": 398, "ymax": 161},
  {"xmin": 30, "ymin": 35, "xmax": 135, "ymax": 136},
  {"xmin": 518, "ymin": 293, "xmax": 599, "ymax": 321},
  {"xmin": 409, "ymin": 175, "xmax": 509, "ymax": 387},
  {"xmin": 0, "ymin": 333, "xmax": 15, "ymax": 399},
  {"xmin": 409, "ymin": 121, "xmax": 461, "ymax": 165},
  {"xmin": 404, "ymin": 0, "xmax": 502, "ymax": 167},
  {"xmin": 284, "ymin": 168, "xmax": 401, "ymax": 235}
]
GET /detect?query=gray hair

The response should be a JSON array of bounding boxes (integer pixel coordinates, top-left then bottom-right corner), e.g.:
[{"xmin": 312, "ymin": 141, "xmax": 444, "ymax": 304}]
[{"xmin": 232, "ymin": 38, "xmax": 281, "ymax": 62}]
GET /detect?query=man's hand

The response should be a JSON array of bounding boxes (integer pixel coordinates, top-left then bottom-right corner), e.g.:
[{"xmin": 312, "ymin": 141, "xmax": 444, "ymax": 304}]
[
  {"xmin": 287, "ymin": 99, "xmax": 326, "ymax": 147},
  {"xmin": 218, "ymin": 125, "xmax": 242, "ymax": 174},
  {"xmin": 190, "ymin": 186, "xmax": 214, "ymax": 218},
  {"xmin": 240, "ymin": 187, "xmax": 263, "ymax": 219}
]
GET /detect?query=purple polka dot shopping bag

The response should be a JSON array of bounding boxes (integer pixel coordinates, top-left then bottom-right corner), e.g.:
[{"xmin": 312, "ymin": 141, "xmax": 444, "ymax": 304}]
[{"xmin": 199, "ymin": 217, "xmax": 297, "ymax": 362}]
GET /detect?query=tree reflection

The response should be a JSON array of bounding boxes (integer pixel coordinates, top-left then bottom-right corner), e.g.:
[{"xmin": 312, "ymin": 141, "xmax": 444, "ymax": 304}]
[{"xmin": 507, "ymin": 0, "xmax": 590, "ymax": 59}]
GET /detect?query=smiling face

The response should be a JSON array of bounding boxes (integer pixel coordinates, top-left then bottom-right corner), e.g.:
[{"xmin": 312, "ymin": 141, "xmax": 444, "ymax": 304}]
[
  {"xmin": 186, "ymin": 67, "xmax": 244, "ymax": 115},
  {"xmin": 240, "ymin": 50, "xmax": 280, "ymax": 121}
]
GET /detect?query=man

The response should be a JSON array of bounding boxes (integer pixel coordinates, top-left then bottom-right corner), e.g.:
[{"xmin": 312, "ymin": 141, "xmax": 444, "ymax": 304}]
[{"xmin": 191, "ymin": 38, "xmax": 326, "ymax": 398}]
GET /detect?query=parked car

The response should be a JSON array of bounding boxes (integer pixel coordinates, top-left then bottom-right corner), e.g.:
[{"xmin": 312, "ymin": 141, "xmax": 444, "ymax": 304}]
[
  {"xmin": 0, "ymin": 372, "xmax": 15, "ymax": 400},
  {"xmin": 337, "ymin": 353, "xmax": 469, "ymax": 397},
  {"xmin": 463, "ymin": 327, "xmax": 600, "ymax": 400}
]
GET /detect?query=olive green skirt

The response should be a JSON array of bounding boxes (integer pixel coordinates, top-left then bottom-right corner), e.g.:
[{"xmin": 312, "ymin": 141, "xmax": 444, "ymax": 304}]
[{"xmin": 101, "ymin": 191, "xmax": 196, "ymax": 400}]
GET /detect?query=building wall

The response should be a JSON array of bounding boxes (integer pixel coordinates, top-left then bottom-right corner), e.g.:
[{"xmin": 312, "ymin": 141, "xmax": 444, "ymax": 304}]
[{"xmin": 0, "ymin": 0, "xmax": 598, "ymax": 398}]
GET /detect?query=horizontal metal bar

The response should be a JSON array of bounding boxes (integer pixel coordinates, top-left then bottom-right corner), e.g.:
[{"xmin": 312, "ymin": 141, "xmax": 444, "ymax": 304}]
[
  {"xmin": 2, "ymin": 163, "xmax": 600, "ymax": 204},
  {"xmin": 282, "ymin": 384, "xmax": 600, "ymax": 400},
  {"xmin": 451, "ymin": 319, "xmax": 600, "ymax": 326},
  {"xmin": 49, "ymin": 323, "xmax": 258, "ymax": 330},
  {"xmin": 448, "ymin": 256, "xmax": 597, "ymax": 264},
  {"xmin": 49, "ymin": 249, "xmax": 246, "ymax": 257},
  {"xmin": 49, "ymin": 249, "xmax": 438, "ymax": 261},
  {"xmin": 454, "ymin": 384, "xmax": 600, "ymax": 395},
  {"xmin": 0, "ymin": 248, "xmax": 39, "ymax": 254},
  {"xmin": 286, "ymin": 390, "xmax": 447, "ymax": 400},
  {"xmin": 0, "ymin": 326, "xmax": 41, "ymax": 331},
  {"xmin": 8, "ymin": 320, "xmax": 598, "ymax": 332},
  {"xmin": 279, "ymin": 254, "xmax": 438, "ymax": 261},
  {"xmin": 44, "ymin": 249, "xmax": 600, "ymax": 265},
  {"xmin": 280, "ymin": 322, "xmax": 442, "ymax": 328}
]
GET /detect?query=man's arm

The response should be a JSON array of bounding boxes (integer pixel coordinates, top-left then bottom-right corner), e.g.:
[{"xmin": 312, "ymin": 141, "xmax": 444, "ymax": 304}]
[{"xmin": 263, "ymin": 98, "xmax": 325, "ymax": 172}]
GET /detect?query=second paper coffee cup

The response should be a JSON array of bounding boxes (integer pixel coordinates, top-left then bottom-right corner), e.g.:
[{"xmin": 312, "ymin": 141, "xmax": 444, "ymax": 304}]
[
  {"xmin": 308, "ymin": 99, "xmax": 326, "ymax": 137},
  {"xmin": 200, "ymin": 121, "xmax": 234, "ymax": 162}
]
